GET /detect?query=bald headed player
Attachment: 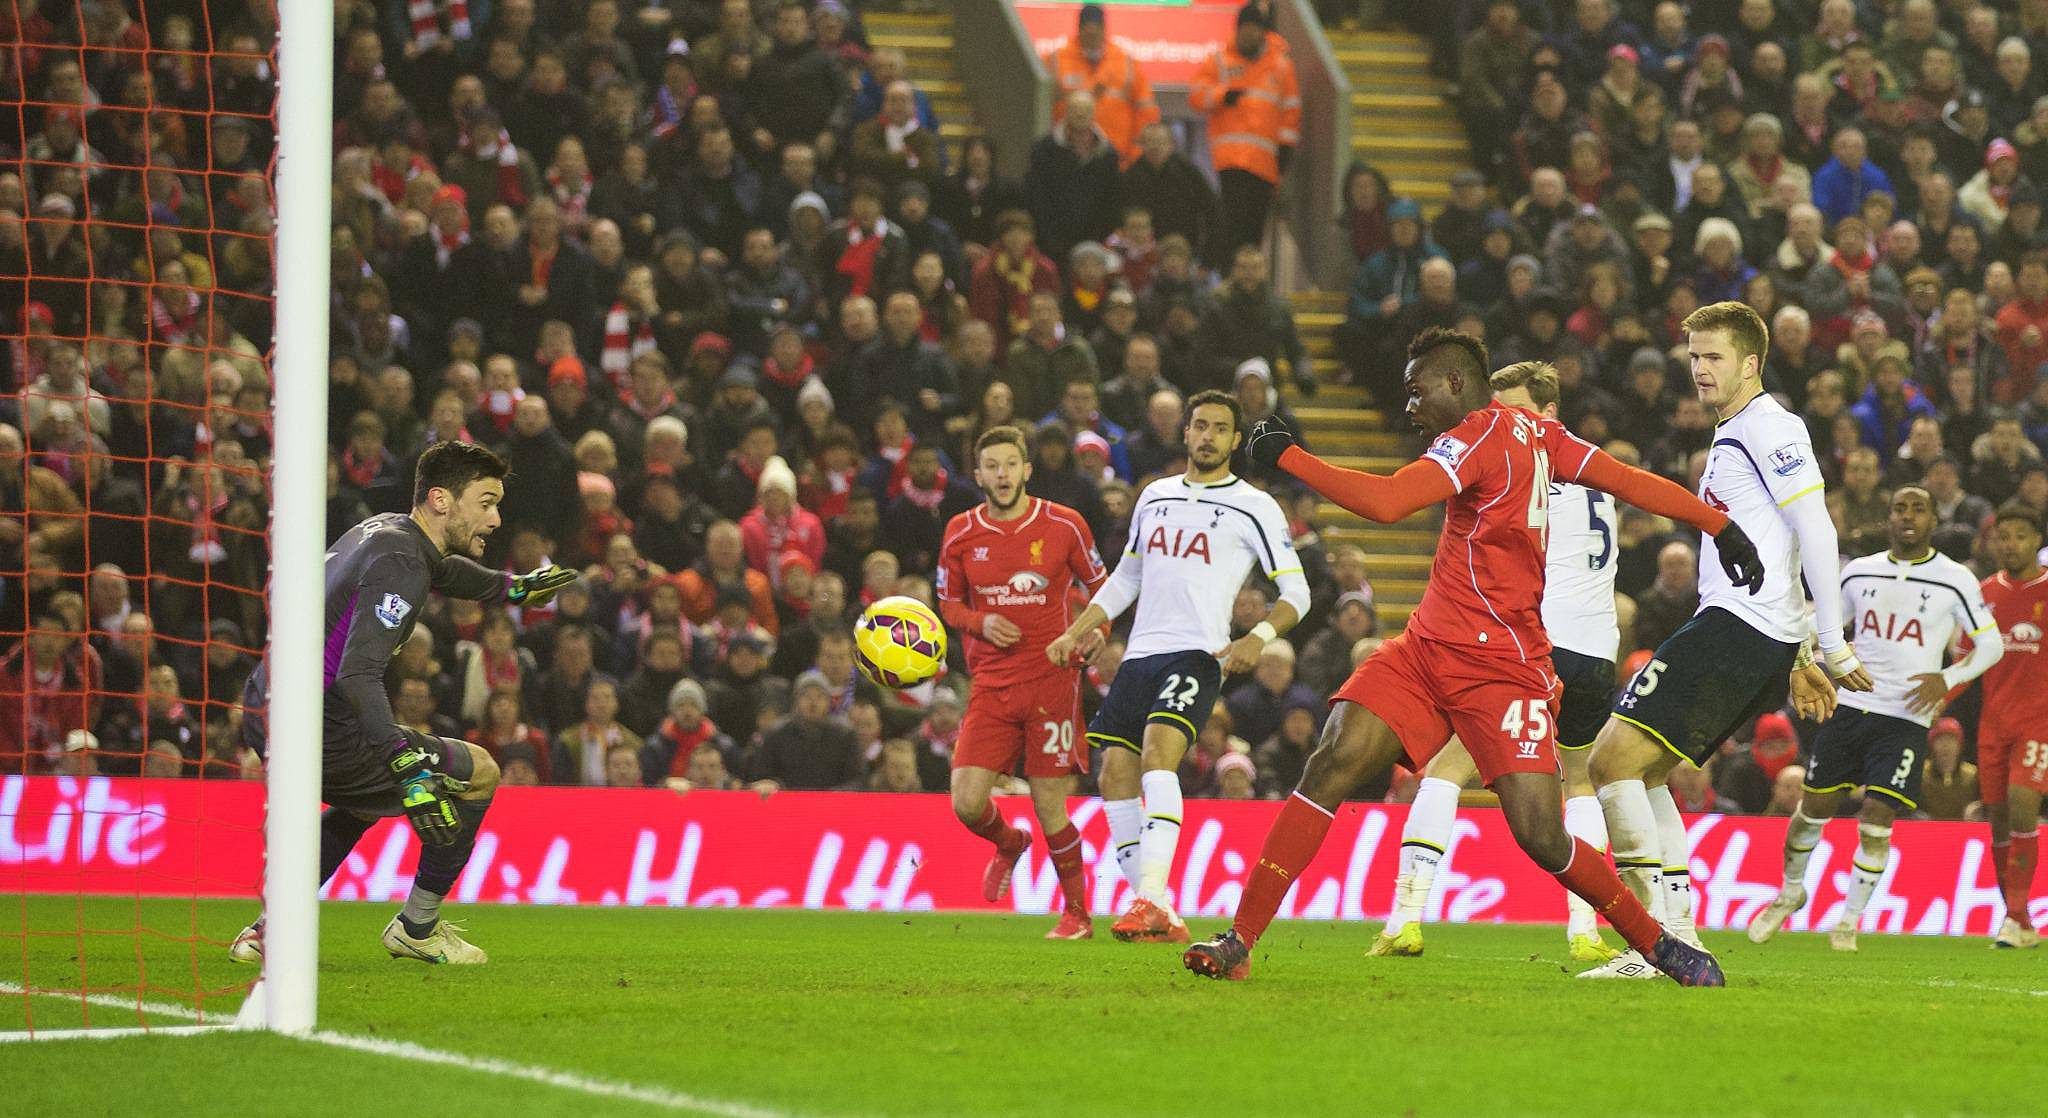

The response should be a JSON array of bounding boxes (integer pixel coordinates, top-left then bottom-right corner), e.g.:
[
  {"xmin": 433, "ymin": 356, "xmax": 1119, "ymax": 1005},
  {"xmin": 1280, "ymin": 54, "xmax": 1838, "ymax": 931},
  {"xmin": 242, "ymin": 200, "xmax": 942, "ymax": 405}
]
[{"xmin": 230, "ymin": 442, "xmax": 574, "ymax": 965}]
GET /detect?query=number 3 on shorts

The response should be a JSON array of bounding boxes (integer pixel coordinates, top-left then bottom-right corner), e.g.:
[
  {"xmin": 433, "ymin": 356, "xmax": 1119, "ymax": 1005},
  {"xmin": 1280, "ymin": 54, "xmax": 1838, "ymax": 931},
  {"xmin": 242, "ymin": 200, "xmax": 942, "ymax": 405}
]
[{"xmin": 1039, "ymin": 720, "xmax": 1074, "ymax": 758}]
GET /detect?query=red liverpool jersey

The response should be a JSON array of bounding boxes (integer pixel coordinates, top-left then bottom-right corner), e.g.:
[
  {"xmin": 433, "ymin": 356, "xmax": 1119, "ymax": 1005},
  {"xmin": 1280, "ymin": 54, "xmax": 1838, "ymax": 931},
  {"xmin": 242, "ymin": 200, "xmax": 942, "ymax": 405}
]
[
  {"xmin": 1405, "ymin": 402, "xmax": 1599, "ymax": 662},
  {"xmin": 936, "ymin": 498, "xmax": 1106, "ymax": 688},
  {"xmin": 1978, "ymin": 568, "xmax": 2048, "ymax": 741}
]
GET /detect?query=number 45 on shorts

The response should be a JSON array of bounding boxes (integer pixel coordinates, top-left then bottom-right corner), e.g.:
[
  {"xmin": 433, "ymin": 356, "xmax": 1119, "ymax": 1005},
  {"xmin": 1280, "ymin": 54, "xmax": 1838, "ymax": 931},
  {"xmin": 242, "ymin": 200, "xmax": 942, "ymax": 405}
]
[{"xmin": 1500, "ymin": 699, "xmax": 1551, "ymax": 759}]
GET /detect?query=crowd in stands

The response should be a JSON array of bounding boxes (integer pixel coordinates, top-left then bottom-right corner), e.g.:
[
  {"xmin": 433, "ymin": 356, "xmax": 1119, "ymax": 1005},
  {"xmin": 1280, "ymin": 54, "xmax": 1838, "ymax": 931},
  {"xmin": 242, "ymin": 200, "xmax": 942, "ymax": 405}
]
[{"xmin": 0, "ymin": 0, "xmax": 2016, "ymax": 822}]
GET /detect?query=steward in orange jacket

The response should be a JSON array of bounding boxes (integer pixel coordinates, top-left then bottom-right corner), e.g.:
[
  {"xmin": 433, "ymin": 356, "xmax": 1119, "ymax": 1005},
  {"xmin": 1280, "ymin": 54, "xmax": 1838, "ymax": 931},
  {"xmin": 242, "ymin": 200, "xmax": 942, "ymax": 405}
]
[
  {"xmin": 1188, "ymin": 8, "xmax": 1301, "ymax": 186},
  {"xmin": 1045, "ymin": 4, "xmax": 1160, "ymax": 167}
]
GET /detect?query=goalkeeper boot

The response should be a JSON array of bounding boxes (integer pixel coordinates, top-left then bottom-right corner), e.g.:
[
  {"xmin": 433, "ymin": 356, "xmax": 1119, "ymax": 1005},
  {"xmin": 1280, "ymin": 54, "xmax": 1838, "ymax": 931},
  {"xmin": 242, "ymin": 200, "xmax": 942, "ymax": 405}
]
[
  {"xmin": 1568, "ymin": 931, "xmax": 1621, "ymax": 964},
  {"xmin": 382, "ymin": 916, "xmax": 488, "ymax": 965},
  {"xmin": 1182, "ymin": 929, "xmax": 1252, "ymax": 981},
  {"xmin": 982, "ymin": 831, "xmax": 1031, "ymax": 903},
  {"xmin": 228, "ymin": 918, "xmax": 264, "ymax": 964},
  {"xmin": 1045, "ymin": 910, "xmax": 1094, "ymax": 941},
  {"xmin": 1745, "ymin": 884, "xmax": 1807, "ymax": 945},
  {"xmin": 1366, "ymin": 923, "xmax": 1424, "ymax": 957}
]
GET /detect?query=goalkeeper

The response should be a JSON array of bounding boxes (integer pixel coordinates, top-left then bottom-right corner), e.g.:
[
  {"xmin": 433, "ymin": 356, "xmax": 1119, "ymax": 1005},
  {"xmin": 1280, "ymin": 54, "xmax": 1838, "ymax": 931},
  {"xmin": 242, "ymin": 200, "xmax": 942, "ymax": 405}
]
[{"xmin": 231, "ymin": 442, "xmax": 576, "ymax": 966}]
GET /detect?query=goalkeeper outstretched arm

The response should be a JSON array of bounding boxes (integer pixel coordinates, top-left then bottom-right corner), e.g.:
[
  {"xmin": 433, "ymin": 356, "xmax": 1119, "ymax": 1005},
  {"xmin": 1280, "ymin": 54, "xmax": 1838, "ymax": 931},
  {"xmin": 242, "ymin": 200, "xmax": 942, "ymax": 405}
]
[{"xmin": 433, "ymin": 553, "xmax": 577, "ymax": 606}]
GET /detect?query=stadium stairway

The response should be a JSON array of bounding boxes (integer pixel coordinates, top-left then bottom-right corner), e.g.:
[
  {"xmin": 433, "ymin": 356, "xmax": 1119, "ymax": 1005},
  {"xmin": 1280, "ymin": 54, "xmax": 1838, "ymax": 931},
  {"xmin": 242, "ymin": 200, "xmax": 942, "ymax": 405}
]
[
  {"xmin": 862, "ymin": 11, "xmax": 980, "ymax": 146},
  {"xmin": 1328, "ymin": 28, "xmax": 1471, "ymax": 208},
  {"xmin": 1284, "ymin": 290, "xmax": 1433, "ymax": 633}
]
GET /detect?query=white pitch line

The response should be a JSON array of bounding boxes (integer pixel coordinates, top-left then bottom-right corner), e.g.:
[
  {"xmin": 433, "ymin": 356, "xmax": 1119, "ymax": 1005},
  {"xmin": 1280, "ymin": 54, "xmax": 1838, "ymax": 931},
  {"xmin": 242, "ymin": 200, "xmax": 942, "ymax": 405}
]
[
  {"xmin": 0, "ymin": 981, "xmax": 803, "ymax": 1116},
  {"xmin": 0, "ymin": 980, "xmax": 210, "ymax": 1024},
  {"xmin": 295, "ymin": 1031, "xmax": 802, "ymax": 1117}
]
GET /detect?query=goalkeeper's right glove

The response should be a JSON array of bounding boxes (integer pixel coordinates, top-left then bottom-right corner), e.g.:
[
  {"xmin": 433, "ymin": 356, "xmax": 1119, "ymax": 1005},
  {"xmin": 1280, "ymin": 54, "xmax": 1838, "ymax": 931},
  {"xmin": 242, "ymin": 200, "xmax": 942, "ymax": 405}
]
[
  {"xmin": 388, "ymin": 739, "xmax": 461, "ymax": 847},
  {"xmin": 508, "ymin": 563, "xmax": 578, "ymax": 607}
]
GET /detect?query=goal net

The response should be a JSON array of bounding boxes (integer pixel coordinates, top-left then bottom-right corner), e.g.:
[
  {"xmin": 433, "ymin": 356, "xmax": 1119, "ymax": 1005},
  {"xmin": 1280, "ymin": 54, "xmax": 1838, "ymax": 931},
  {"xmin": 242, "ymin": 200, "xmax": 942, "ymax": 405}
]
[{"xmin": 1, "ymin": 0, "xmax": 326, "ymax": 1039}]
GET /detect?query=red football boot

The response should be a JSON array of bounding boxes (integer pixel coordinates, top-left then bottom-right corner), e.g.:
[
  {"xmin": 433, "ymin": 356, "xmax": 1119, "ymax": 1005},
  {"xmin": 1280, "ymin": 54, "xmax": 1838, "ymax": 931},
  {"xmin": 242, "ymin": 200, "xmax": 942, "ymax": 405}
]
[
  {"xmin": 1045, "ymin": 910, "xmax": 1094, "ymax": 940},
  {"xmin": 983, "ymin": 831, "xmax": 1031, "ymax": 902},
  {"xmin": 1111, "ymin": 898, "xmax": 1189, "ymax": 943}
]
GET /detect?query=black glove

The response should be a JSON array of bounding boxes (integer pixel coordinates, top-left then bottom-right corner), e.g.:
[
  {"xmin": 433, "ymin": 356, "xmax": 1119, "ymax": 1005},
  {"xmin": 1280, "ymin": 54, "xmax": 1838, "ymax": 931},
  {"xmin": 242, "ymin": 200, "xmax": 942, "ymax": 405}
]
[
  {"xmin": 1277, "ymin": 145, "xmax": 1295, "ymax": 176},
  {"xmin": 1221, "ymin": 88, "xmax": 1244, "ymax": 107},
  {"xmin": 1714, "ymin": 521, "xmax": 1765, "ymax": 596},
  {"xmin": 1245, "ymin": 417, "xmax": 1298, "ymax": 471},
  {"xmin": 388, "ymin": 738, "xmax": 462, "ymax": 847},
  {"xmin": 508, "ymin": 563, "xmax": 578, "ymax": 607},
  {"xmin": 1291, "ymin": 368, "xmax": 1317, "ymax": 398}
]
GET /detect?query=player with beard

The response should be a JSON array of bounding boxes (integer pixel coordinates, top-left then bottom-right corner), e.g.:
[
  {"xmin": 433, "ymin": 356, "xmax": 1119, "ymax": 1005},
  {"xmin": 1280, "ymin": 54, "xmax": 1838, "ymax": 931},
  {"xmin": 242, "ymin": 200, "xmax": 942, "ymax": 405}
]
[
  {"xmin": 1183, "ymin": 332, "xmax": 1761, "ymax": 984},
  {"xmin": 1047, "ymin": 390, "xmax": 1310, "ymax": 944},
  {"xmin": 229, "ymin": 442, "xmax": 575, "ymax": 965},
  {"xmin": 936, "ymin": 426, "xmax": 1108, "ymax": 938}
]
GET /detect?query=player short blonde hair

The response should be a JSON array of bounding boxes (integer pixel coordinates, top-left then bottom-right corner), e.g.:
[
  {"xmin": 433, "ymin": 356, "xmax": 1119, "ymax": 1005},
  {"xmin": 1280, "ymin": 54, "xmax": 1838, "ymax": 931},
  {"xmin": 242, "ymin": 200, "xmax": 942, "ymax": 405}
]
[
  {"xmin": 1488, "ymin": 361, "xmax": 1560, "ymax": 409},
  {"xmin": 1681, "ymin": 301, "xmax": 1771, "ymax": 366}
]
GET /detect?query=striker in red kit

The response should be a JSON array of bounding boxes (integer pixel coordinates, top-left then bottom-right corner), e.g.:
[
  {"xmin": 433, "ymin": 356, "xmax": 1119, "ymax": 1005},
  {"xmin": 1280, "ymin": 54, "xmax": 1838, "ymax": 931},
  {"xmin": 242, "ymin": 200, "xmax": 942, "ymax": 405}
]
[
  {"xmin": 1183, "ymin": 332, "xmax": 1762, "ymax": 985},
  {"xmin": 935, "ymin": 427, "xmax": 1107, "ymax": 940},
  {"xmin": 1975, "ymin": 505, "xmax": 2048, "ymax": 944}
]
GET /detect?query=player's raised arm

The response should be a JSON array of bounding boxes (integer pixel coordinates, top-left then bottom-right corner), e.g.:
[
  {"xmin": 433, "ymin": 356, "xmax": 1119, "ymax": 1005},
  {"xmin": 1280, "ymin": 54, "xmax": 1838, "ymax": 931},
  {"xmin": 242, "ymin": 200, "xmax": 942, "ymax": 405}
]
[
  {"xmin": 1569, "ymin": 447, "xmax": 1764, "ymax": 593},
  {"xmin": 1245, "ymin": 419, "xmax": 1454, "ymax": 524}
]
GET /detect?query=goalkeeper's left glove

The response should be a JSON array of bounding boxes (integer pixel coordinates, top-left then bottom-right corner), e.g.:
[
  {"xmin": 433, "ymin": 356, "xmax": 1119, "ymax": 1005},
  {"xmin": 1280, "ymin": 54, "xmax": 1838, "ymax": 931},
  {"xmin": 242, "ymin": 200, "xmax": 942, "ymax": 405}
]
[
  {"xmin": 388, "ymin": 739, "xmax": 461, "ymax": 847},
  {"xmin": 508, "ymin": 563, "xmax": 577, "ymax": 606}
]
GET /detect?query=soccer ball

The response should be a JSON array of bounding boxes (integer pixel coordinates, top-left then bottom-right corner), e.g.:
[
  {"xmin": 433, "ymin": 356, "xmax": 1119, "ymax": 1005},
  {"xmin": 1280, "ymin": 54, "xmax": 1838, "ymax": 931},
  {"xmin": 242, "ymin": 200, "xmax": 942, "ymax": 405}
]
[{"xmin": 854, "ymin": 596, "xmax": 947, "ymax": 689}]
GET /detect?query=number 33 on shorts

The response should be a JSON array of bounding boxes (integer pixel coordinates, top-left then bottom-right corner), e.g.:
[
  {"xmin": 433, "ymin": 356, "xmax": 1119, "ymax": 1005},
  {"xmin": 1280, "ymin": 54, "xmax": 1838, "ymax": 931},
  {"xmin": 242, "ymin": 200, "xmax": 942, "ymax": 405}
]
[
  {"xmin": 1500, "ymin": 699, "xmax": 1552, "ymax": 759},
  {"xmin": 2024, "ymin": 740, "xmax": 2048, "ymax": 781}
]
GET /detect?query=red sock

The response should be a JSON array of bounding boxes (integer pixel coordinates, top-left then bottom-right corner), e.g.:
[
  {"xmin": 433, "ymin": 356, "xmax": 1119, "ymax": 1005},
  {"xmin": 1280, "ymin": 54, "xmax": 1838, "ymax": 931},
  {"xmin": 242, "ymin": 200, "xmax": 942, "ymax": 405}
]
[
  {"xmin": 2006, "ymin": 831, "xmax": 2039, "ymax": 931},
  {"xmin": 1553, "ymin": 837, "xmax": 1662, "ymax": 957},
  {"xmin": 1044, "ymin": 823, "xmax": 1088, "ymax": 915},
  {"xmin": 1992, "ymin": 837, "xmax": 2011, "ymax": 882},
  {"xmin": 965, "ymin": 803, "xmax": 1023, "ymax": 850},
  {"xmin": 1230, "ymin": 794, "xmax": 1334, "ymax": 949}
]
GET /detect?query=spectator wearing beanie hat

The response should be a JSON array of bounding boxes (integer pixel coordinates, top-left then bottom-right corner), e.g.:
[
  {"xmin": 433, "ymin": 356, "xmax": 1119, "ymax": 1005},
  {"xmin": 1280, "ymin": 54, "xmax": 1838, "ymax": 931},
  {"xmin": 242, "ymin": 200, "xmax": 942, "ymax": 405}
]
[
  {"xmin": 647, "ymin": 678, "xmax": 739, "ymax": 784},
  {"xmin": 1213, "ymin": 750, "xmax": 1259, "ymax": 800},
  {"xmin": 747, "ymin": 670, "xmax": 865, "ymax": 792},
  {"xmin": 545, "ymin": 355, "xmax": 607, "ymax": 446},
  {"xmin": 1961, "ymin": 136, "xmax": 2029, "ymax": 229},
  {"xmin": 739, "ymin": 455, "xmax": 826, "ymax": 573}
]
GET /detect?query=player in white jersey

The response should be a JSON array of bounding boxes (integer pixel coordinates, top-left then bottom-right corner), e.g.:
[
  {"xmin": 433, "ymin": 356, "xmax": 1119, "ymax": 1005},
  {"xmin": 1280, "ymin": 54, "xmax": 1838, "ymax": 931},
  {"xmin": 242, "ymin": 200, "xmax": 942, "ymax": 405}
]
[
  {"xmin": 1047, "ymin": 390, "xmax": 1312, "ymax": 943},
  {"xmin": 1582, "ymin": 302, "xmax": 1874, "ymax": 979},
  {"xmin": 1369, "ymin": 373, "xmax": 1626, "ymax": 963},
  {"xmin": 1746, "ymin": 487, "xmax": 2003, "ymax": 950}
]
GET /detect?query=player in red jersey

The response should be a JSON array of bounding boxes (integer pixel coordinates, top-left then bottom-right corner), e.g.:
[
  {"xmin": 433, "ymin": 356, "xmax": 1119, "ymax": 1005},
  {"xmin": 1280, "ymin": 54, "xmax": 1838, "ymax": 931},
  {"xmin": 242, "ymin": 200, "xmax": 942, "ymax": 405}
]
[
  {"xmin": 1183, "ymin": 331, "xmax": 1763, "ymax": 984},
  {"xmin": 1973, "ymin": 502, "xmax": 2048, "ymax": 947},
  {"xmin": 936, "ymin": 425, "xmax": 1108, "ymax": 939}
]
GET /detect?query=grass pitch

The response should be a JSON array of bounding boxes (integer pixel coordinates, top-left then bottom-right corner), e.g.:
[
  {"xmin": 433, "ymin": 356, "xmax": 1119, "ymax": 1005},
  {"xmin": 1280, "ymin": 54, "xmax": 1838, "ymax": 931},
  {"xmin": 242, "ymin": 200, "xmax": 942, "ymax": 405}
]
[{"xmin": 1, "ymin": 899, "xmax": 2039, "ymax": 1116}]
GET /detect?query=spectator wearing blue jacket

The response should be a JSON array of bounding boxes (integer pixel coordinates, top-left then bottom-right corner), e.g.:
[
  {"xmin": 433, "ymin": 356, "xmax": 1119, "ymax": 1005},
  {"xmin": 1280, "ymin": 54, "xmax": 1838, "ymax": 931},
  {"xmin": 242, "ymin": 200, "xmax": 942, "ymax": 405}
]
[
  {"xmin": 1811, "ymin": 127, "xmax": 1894, "ymax": 227},
  {"xmin": 1851, "ymin": 353, "xmax": 1939, "ymax": 465}
]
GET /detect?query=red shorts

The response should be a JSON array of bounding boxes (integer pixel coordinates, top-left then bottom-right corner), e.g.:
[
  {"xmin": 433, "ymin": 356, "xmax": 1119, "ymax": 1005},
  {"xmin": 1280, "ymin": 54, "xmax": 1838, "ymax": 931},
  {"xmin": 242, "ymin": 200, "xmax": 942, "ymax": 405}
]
[
  {"xmin": 1977, "ymin": 735, "xmax": 2048, "ymax": 804},
  {"xmin": 1333, "ymin": 630, "xmax": 1562, "ymax": 785},
  {"xmin": 953, "ymin": 674, "xmax": 1088, "ymax": 779}
]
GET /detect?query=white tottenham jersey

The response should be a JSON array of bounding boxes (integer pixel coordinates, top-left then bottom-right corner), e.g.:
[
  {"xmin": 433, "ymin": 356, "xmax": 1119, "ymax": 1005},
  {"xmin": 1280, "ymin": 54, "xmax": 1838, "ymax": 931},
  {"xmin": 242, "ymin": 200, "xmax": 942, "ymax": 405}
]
[
  {"xmin": 1696, "ymin": 394, "xmax": 1824, "ymax": 644},
  {"xmin": 1115, "ymin": 475, "xmax": 1300, "ymax": 659},
  {"xmin": 1542, "ymin": 481, "xmax": 1620, "ymax": 663},
  {"xmin": 1837, "ymin": 550, "xmax": 1995, "ymax": 726}
]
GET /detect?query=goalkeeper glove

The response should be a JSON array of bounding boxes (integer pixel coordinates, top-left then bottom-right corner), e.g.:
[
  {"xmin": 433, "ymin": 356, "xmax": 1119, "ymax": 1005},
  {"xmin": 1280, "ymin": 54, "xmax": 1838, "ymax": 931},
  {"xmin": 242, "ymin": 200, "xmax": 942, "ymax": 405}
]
[
  {"xmin": 508, "ymin": 563, "xmax": 577, "ymax": 607},
  {"xmin": 388, "ymin": 739, "xmax": 461, "ymax": 847}
]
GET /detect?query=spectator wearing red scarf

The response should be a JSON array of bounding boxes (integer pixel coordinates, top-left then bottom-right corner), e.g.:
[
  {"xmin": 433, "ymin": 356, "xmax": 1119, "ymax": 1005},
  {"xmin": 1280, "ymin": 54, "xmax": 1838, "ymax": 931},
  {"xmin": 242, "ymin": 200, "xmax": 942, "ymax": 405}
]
[{"xmin": 968, "ymin": 209, "xmax": 1060, "ymax": 355}]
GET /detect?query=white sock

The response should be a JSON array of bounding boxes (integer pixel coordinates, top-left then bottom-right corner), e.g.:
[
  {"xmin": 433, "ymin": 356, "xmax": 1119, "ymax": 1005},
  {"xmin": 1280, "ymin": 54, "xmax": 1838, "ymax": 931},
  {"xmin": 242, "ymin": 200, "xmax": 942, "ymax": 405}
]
[
  {"xmin": 1782, "ymin": 808, "xmax": 1827, "ymax": 894},
  {"xmin": 1597, "ymin": 779, "xmax": 1663, "ymax": 919},
  {"xmin": 1137, "ymin": 770, "xmax": 1184, "ymax": 908},
  {"xmin": 1385, "ymin": 777, "xmax": 1458, "ymax": 934},
  {"xmin": 1562, "ymin": 794, "xmax": 1608, "ymax": 938},
  {"xmin": 1840, "ymin": 821, "xmax": 1892, "ymax": 930},
  {"xmin": 1104, "ymin": 797, "xmax": 1144, "ymax": 896},
  {"xmin": 1647, "ymin": 783, "xmax": 1696, "ymax": 944}
]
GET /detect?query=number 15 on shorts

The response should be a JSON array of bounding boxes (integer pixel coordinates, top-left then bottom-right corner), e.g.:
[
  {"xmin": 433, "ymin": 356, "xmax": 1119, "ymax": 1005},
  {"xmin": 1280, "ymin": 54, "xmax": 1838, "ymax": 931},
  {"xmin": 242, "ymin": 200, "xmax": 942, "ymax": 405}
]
[{"xmin": 1501, "ymin": 699, "xmax": 1551, "ymax": 759}]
